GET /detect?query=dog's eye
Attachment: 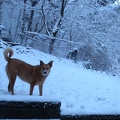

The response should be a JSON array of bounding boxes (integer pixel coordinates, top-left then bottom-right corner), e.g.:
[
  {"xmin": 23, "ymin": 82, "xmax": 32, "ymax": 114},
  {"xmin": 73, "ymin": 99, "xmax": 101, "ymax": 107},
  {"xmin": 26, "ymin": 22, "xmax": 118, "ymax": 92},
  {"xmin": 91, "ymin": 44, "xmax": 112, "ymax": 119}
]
[{"xmin": 43, "ymin": 67, "xmax": 45, "ymax": 70}]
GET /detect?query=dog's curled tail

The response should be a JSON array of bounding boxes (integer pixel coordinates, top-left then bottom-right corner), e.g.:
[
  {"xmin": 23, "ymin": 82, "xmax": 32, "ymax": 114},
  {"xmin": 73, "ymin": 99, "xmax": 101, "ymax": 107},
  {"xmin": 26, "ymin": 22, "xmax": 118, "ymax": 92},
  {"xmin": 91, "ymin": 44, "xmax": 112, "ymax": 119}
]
[{"xmin": 4, "ymin": 48, "xmax": 14, "ymax": 62}]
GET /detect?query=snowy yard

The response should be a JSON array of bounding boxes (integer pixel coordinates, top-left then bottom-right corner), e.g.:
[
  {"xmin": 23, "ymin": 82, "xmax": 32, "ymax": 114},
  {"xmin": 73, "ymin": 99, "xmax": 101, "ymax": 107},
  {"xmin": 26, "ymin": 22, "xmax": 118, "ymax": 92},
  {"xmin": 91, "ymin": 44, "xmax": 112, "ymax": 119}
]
[{"xmin": 0, "ymin": 44, "xmax": 120, "ymax": 115}]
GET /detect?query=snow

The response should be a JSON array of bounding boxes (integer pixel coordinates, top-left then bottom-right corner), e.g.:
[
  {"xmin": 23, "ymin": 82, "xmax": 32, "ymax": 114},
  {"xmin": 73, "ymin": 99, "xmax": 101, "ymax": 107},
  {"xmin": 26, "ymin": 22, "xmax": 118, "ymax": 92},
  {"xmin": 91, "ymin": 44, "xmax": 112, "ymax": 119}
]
[
  {"xmin": 0, "ymin": 24, "xmax": 6, "ymax": 30},
  {"xmin": 0, "ymin": 42, "xmax": 120, "ymax": 115}
]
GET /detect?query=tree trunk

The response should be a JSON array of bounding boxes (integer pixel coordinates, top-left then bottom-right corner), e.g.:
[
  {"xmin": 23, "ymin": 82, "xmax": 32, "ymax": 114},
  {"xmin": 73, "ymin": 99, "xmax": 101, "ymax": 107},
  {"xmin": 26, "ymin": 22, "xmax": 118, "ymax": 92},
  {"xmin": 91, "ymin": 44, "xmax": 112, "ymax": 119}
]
[
  {"xmin": 28, "ymin": 1, "xmax": 37, "ymax": 31},
  {"xmin": 0, "ymin": 0, "xmax": 3, "ymax": 36},
  {"xmin": 49, "ymin": 32, "xmax": 57, "ymax": 54},
  {"xmin": 13, "ymin": 9, "xmax": 22, "ymax": 42},
  {"xmin": 0, "ymin": 1, "xmax": 3, "ymax": 25},
  {"xmin": 48, "ymin": 0, "xmax": 67, "ymax": 54},
  {"xmin": 21, "ymin": 0, "xmax": 27, "ymax": 44}
]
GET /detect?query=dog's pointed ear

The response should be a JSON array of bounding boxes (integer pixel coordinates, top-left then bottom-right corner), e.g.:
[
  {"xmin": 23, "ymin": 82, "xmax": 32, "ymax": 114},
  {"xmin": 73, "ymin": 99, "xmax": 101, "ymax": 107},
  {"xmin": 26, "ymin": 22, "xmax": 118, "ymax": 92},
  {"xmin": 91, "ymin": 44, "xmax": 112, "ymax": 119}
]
[
  {"xmin": 40, "ymin": 60, "xmax": 44, "ymax": 66},
  {"xmin": 48, "ymin": 61, "xmax": 53, "ymax": 67}
]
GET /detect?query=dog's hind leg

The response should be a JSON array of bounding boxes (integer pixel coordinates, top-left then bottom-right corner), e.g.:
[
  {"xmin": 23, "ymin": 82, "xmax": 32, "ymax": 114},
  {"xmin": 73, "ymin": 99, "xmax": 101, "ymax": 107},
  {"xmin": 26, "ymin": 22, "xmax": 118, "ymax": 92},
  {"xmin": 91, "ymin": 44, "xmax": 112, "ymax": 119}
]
[
  {"xmin": 7, "ymin": 73, "xmax": 16, "ymax": 95},
  {"xmin": 10, "ymin": 80, "xmax": 16, "ymax": 95},
  {"xmin": 6, "ymin": 66, "xmax": 16, "ymax": 95}
]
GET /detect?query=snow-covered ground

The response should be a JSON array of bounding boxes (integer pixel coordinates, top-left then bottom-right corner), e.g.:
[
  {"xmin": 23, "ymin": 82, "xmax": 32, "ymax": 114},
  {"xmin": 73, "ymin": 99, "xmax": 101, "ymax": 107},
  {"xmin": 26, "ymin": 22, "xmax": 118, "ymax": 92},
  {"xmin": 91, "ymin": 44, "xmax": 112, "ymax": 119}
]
[{"xmin": 0, "ymin": 41, "xmax": 120, "ymax": 115}]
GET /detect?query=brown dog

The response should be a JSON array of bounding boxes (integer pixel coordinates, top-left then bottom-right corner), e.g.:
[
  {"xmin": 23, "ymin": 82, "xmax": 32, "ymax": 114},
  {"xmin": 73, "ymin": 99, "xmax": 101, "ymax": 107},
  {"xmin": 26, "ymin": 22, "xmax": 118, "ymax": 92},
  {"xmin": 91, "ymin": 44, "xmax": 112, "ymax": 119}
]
[{"xmin": 3, "ymin": 48, "xmax": 53, "ymax": 96}]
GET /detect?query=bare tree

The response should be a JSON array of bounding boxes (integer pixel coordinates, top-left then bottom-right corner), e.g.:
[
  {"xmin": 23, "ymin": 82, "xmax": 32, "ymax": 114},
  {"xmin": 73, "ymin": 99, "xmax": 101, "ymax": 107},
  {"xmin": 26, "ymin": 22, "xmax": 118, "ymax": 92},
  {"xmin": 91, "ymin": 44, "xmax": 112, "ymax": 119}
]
[
  {"xmin": 0, "ymin": 0, "xmax": 3, "ymax": 36},
  {"xmin": 48, "ymin": 0, "xmax": 68, "ymax": 54},
  {"xmin": 0, "ymin": 0, "xmax": 3, "ymax": 25},
  {"xmin": 21, "ymin": 0, "xmax": 27, "ymax": 33},
  {"xmin": 20, "ymin": 0, "xmax": 27, "ymax": 44},
  {"xmin": 28, "ymin": 0, "xmax": 38, "ymax": 31}
]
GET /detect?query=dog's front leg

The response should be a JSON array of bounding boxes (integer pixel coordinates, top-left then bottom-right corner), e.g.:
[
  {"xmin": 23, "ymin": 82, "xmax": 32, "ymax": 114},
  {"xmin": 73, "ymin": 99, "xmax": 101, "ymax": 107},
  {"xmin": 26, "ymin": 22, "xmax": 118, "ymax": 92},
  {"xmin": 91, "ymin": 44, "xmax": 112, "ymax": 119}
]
[
  {"xmin": 29, "ymin": 83, "xmax": 35, "ymax": 95},
  {"xmin": 39, "ymin": 84, "xmax": 43, "ymax": 96}
]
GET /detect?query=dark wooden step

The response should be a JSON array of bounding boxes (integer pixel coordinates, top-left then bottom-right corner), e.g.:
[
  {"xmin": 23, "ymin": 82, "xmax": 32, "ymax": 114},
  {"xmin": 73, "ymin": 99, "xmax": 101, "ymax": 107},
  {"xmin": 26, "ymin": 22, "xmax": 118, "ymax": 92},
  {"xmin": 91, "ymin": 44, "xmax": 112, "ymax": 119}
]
[
  {"xmin": 61, "ymin": 115, "xmax": 120, "ymax": 120},
  {"xmin": 0, "ymin": 100, "xmax": 61, "ymax": 119}
]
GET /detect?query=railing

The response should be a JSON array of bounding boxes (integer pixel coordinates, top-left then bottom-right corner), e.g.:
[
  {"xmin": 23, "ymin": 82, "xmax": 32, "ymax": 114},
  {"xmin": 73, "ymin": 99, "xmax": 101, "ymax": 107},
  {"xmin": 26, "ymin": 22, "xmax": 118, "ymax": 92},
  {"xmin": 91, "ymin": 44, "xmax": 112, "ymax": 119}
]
[{"xmin": 17, "ymin": 31, "xmax": 80, "ymax": 58}]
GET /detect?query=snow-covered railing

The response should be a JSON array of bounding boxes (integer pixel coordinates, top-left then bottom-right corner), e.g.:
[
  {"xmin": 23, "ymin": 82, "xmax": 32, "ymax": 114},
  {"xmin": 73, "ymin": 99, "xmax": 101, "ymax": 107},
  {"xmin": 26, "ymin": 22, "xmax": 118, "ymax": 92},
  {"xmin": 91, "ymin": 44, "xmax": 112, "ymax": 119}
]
[
  {"xmin": 1, "ymin": 38, "xmax": 20, "ymax": 46},
  {"xmin": 17, "ymin": 31, "xmax": 80, "ymax": 57}
]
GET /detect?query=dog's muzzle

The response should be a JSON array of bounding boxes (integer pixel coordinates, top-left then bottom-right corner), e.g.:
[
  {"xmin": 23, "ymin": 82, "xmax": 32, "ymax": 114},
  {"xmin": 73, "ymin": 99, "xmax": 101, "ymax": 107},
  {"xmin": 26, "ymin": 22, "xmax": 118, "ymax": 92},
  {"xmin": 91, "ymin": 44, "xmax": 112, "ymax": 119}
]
[{"xmin": 42, "ymin": 70, "xmax": 49, "ymax": 76}]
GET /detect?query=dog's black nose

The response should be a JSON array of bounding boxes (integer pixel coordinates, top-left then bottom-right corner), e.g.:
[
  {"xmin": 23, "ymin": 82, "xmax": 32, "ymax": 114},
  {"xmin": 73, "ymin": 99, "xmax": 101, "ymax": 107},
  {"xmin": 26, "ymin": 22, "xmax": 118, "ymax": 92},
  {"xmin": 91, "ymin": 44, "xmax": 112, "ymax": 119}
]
[{"xmin": 44, "ymin": 72, "xmax": 47, "ymax": 74}]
